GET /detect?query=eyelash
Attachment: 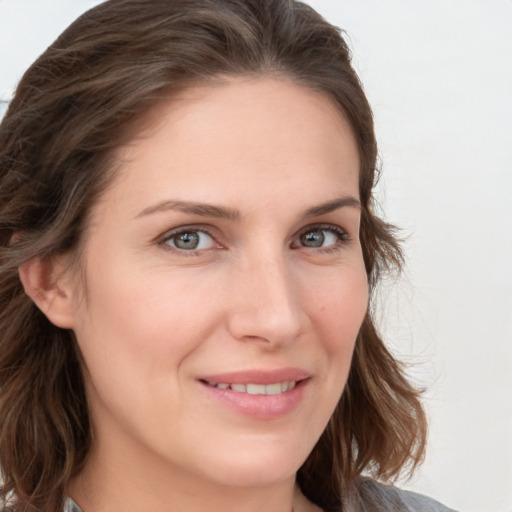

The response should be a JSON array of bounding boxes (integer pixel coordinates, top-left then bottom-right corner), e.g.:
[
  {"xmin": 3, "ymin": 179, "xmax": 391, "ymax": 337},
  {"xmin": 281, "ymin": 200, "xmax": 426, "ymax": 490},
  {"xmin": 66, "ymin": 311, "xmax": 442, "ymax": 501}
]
[
  {"xmin": 292, "ymin": 224, "xmax": 351, "ymax": 253},
  {"xmin": 157, "ymin": 223, "xmax": 351, "ymax": 256},
  {"xmin": 157, "ymin": 225, "xmax": 219, "ymax": 257}
]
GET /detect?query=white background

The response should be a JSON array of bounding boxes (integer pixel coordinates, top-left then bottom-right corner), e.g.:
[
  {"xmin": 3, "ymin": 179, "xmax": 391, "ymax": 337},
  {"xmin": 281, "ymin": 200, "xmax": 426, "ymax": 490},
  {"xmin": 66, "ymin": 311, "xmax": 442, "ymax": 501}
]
[{"xmin": 1, "ymin": 2, "xmax": 511, "ymax": 512}]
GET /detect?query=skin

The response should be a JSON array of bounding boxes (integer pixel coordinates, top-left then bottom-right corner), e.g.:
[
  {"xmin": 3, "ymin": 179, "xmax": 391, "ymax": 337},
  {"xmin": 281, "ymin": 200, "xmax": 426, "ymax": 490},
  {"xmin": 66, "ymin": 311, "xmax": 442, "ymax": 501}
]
[{"xmin": 55, "ymin": 77, "xmax": 368, "ymax": 512}]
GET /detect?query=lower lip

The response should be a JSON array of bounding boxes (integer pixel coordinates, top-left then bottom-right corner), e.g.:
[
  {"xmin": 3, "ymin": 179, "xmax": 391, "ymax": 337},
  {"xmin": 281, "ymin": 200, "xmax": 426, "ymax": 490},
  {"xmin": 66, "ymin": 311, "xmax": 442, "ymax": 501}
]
[{"xmin": 199, "ymin": 379, "xmax": 309, "ymax": 420}]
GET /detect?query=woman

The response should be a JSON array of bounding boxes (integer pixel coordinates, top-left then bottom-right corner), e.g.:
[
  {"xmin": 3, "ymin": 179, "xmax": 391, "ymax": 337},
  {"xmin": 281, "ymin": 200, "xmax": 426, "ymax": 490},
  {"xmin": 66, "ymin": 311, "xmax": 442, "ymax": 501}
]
[{"xmin": 0, "ymin": 1, "xmax": 456, "ymax": 511}]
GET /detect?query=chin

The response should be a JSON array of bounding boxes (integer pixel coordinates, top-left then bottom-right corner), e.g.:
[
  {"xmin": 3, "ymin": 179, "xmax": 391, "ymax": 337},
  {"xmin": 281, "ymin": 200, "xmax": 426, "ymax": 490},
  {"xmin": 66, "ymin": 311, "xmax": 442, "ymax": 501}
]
[
  {"xmin": 206, "ymin": 463, "xmax": 298, "ymax": 489},
  {"xmin": 194, "ymin": 442, "xmax": 307, "ymax": 489}
]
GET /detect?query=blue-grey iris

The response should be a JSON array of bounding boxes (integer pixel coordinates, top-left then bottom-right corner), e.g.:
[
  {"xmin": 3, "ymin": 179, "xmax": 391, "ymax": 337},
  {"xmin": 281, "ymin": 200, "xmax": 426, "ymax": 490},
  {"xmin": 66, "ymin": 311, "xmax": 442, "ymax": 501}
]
[
  {"xmin": 174, "ymin": 232, "xmax": 200, "ymax": 249},
  {"xmin": 300, "ymin": 229, "xmax": 324, "ymax": 247}
]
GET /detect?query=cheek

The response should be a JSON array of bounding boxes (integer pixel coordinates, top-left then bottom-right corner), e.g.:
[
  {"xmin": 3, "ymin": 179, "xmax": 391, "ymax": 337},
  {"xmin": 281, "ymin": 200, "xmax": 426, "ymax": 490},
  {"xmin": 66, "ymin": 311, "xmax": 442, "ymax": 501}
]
[
  {"xmin": 73, "ymin": 261, "xmax": 222, "ymax": 386},
  {"xmin": 71, "ymin": 268, "xmax": 217, "ymax": 441},
  {"xmin": 297, "ymin": 263, "xmax": 368, "ymax": 439},
  {"xmin": 307, "ymin": 264, "xmax": 368, "ymax": 354}
]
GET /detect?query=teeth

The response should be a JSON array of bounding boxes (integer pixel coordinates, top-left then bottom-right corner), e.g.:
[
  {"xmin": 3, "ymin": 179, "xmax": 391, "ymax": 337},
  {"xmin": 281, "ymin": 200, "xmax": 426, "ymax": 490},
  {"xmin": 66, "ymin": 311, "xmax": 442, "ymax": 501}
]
[
  {"xmin": 246, "ymin": 383, "xmax": 266, "ymax": 395},
  {"xmin": 207, "ymin": 380, "xmax": 297, "ymax": 395},
  {"xmin": 264, "ymin": 383, "xmax": 282, "ymax": 395}
]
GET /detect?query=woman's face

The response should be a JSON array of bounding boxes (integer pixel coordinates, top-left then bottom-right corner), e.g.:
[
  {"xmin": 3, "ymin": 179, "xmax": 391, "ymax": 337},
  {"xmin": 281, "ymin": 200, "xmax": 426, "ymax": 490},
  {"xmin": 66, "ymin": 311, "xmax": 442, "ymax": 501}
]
[{"xmin": 67, "ymin": 77, "xmax": 368, "ymax": 489}]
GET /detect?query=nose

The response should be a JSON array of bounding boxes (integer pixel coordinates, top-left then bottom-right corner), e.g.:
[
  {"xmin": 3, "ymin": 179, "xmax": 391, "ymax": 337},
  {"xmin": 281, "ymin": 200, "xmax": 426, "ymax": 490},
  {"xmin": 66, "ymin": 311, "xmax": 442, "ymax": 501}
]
[{"xmin": 225, "ymin": 252, "xmax": 306, "ymax": 348}]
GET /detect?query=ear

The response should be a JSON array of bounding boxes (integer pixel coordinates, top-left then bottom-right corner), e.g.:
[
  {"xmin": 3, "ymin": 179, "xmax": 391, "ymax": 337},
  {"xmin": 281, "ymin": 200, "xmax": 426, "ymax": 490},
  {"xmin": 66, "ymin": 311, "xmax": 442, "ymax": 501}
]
[{"xmin": 18, "ymin": 254, "xmax": 76, "ymax": 329}]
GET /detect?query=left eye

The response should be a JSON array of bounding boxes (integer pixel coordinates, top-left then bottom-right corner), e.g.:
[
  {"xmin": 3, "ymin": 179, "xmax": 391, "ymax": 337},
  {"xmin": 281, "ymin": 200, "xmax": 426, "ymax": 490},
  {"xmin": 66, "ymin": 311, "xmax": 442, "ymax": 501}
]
[
  {"xmin": 294, "ymin": 227, "xmax": 346, "ymax": 249},
  {"xmin": 163, "ymin": 229, "xmax": 217, "ymax": 251}
]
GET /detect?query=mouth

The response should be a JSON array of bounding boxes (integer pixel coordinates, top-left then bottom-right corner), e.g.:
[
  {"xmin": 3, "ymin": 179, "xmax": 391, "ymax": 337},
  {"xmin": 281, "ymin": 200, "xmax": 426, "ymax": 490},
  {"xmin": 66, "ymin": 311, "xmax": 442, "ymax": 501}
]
[
  {"xmin": 198, "ymin": 369, "xmax": 310, "ymax": 419},
  {"xmin": 202, "ymin": 380, "xmax": 298, "ymax": 395}
]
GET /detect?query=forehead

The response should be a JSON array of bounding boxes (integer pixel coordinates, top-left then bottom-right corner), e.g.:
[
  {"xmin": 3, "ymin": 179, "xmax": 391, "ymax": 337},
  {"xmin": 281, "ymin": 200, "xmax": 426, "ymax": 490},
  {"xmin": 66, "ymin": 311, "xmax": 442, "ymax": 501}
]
[
  {"xmin": 136, "ymin": 75, "xmax": 355, "ymax": 142},
  {"xmin": 102, "ymin": 76, "xmax": 360, "ymax": 218}
]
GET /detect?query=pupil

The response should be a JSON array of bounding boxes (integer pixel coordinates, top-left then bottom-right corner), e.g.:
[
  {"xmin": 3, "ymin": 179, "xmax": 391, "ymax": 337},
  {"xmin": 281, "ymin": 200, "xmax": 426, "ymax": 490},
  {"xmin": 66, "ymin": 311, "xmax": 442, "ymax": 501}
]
[
  {"xmin": 301, "ymin": 229, "xmax": 324, "ymax": 247},
  {"xmin": 175, "ymin": 232, "xmax": 199, "ymax": 249}
]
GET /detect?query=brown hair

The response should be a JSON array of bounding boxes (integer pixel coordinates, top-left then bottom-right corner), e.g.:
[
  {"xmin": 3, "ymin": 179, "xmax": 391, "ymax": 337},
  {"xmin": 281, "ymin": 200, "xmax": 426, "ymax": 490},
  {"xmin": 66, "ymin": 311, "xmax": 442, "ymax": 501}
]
[{"xmin": 0, "ymin": 1, "xmax": 426, "ymax": 511}]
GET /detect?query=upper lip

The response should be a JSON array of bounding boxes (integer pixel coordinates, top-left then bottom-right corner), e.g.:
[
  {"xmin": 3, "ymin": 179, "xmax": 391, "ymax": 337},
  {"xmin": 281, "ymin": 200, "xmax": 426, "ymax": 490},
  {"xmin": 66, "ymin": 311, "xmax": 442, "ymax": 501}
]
[{"xmin": 199, "ymin": 367, "xmax": 311, "ymax": 385}]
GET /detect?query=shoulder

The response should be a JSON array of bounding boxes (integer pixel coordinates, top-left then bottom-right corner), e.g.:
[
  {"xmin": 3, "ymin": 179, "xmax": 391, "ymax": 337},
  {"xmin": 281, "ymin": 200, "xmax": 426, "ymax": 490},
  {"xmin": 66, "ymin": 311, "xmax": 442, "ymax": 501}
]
[{"xmin": 351, "ymin": 478, "xmax": 458, "ymax": 512}]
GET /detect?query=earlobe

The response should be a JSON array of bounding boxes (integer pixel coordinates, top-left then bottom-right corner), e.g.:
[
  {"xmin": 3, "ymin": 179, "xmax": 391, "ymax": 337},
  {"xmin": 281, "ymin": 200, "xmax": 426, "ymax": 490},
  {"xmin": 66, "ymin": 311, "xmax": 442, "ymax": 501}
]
[{"xmin": 18, "ymin": 255, "xmax": 76, "ymax": 329}]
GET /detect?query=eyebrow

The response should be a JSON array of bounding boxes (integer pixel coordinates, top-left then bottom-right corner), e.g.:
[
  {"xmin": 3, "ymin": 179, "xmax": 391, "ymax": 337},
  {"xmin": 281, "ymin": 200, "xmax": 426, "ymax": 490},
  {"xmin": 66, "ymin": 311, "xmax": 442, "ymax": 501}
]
[
  {"xmin": 135, "ymin": 200, "xmax": 241, "ymax": 221},
  {"xmin": 135, "ymin": 195, "xmax": 360, "ymax": 221},
  {"xmin": 303, "ymin": 196, "xmax": 361, "ymax": 217}
]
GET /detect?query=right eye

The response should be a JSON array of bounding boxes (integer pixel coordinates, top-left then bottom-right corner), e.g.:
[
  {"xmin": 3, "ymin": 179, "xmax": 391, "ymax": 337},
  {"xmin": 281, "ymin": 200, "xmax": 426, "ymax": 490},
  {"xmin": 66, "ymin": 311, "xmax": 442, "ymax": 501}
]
[{"xmin": 161, "ymin": 228, "xmax": 219, "ymax": 252}]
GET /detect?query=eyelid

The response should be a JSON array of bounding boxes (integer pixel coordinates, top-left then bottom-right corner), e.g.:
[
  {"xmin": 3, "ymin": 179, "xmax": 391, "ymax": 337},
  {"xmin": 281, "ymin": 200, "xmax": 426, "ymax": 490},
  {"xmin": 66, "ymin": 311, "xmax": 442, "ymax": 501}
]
[
  {"xmin": 156, "ymin": 224, "xmax": 223, "ymax": 252},
  {"xmin": 154, "ymin": 222, "xmax": 351, "ymax": 256},
  {"xmin": 292, "ymin": 223, "xmax": 351, "ymax": 249}
]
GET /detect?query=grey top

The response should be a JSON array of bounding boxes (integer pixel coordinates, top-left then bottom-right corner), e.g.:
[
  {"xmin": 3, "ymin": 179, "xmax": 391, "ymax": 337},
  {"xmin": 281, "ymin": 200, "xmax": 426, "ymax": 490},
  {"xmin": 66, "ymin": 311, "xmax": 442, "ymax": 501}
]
[
  {"xmin": 63, "ymin": 498, "xmax": 82, "ymax": 512},
  {"xmin": 353, "ymin": 478, "xmax": 457, "ymax": 511},
  {"xmin": 63, "ymin": 479, "xmax": 457, "ymax": 512}
]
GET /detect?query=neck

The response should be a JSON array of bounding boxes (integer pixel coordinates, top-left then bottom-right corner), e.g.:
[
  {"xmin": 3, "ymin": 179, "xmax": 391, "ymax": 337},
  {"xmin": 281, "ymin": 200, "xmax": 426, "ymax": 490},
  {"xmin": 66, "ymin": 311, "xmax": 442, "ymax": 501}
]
[{"xmin": 68, "ymin": 441, "xmax": 300, "ymax": 512}]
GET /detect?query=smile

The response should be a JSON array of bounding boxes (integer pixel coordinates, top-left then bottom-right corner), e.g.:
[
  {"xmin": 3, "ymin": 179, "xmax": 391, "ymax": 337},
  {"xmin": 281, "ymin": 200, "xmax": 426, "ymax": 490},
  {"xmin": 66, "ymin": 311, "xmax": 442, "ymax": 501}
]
[{"xmin": 205, "ymin": 381, "xmax": 297, "ymax": 395}]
